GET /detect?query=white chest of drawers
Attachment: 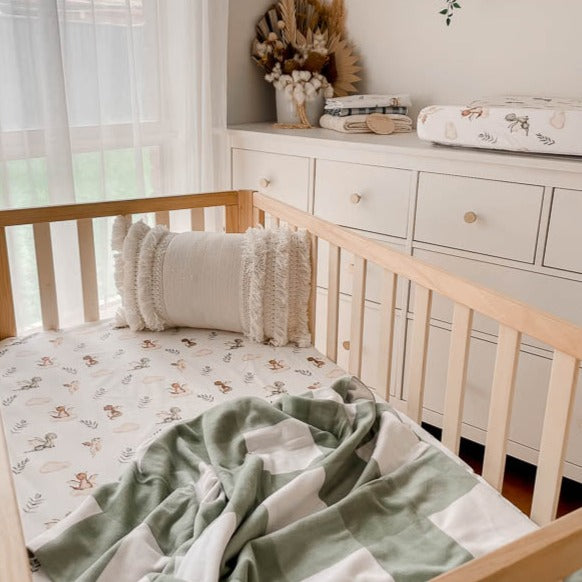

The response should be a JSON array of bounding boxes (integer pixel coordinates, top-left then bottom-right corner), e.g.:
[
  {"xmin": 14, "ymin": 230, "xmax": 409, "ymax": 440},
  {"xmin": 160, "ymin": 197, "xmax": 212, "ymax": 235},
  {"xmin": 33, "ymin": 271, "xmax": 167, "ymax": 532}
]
[{"xmin": 228, "ymin": 122, "xmax": 582, "ymax": 482}]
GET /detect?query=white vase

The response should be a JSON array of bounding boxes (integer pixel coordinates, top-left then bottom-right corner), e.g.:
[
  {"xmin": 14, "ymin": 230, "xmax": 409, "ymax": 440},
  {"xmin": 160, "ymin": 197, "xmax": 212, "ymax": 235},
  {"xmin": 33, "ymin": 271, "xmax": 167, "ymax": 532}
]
[{"xmin": 275, "ymin": 88, "xmax": 325, "ymax": 126}]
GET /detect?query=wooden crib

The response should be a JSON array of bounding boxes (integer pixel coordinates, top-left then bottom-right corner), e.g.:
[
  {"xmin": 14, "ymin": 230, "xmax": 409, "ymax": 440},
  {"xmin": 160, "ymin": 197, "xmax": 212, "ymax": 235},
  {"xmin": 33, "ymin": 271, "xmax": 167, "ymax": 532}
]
[{"xmin": 0, "ymin": 189, "xmax": 580, "ymax": 581}]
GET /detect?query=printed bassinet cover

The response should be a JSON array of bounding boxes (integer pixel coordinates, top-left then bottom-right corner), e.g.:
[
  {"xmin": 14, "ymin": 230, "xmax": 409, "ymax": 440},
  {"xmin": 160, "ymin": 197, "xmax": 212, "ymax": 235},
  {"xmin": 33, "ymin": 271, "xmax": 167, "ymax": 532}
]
[{"xmin": 417, "ymin": 96, "xmax": 582, "ymax": 156}]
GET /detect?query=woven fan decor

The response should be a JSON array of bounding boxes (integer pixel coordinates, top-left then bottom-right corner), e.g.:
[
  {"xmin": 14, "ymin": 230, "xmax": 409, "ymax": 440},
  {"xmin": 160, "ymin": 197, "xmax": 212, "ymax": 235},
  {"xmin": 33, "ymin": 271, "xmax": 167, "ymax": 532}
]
[{"xmin": 252, "ymin": 0, "xmax": 361, "ymax": 129}]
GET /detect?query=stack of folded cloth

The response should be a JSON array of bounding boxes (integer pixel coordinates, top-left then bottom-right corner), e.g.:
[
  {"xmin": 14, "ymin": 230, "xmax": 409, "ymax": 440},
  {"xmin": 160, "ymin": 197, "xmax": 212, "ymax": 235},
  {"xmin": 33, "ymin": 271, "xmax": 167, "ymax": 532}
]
[{"xmin": 320, "ymin": 94, "xmax": 414, "ymax": 134}]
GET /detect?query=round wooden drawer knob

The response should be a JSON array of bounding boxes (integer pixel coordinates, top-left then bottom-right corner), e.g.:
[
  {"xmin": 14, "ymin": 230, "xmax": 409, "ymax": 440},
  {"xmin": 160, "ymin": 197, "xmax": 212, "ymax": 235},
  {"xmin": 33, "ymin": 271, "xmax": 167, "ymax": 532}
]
[
  {"xmin": 259, "ymin": 178, "xmax": 270, "ymax": 189},
  {"xmin": 463, "ymin": 211, "xmax": 478, "ymax": 224},
  {"xmin": 342, "ymin": 340, "xmax": 351, "ymax": 351},
  {"xmin": 350, "ymin": 193, "xmax": 362, "ymax": 205}
]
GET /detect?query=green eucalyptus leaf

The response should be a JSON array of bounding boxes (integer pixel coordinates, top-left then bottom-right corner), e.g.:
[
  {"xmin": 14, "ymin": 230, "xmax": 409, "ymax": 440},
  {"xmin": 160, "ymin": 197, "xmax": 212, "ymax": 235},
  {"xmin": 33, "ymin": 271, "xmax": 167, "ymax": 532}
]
[{"xmin": 439, "ymin": 0, "xmax": 461, "ymax": 26}]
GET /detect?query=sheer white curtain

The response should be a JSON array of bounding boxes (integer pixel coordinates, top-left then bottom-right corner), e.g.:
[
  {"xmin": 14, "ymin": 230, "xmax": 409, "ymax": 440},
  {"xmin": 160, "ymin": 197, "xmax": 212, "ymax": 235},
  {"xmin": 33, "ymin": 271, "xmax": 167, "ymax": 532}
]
[{"xmin": 0, "ymin": 0, "xmax": 228, "ymax": 331}]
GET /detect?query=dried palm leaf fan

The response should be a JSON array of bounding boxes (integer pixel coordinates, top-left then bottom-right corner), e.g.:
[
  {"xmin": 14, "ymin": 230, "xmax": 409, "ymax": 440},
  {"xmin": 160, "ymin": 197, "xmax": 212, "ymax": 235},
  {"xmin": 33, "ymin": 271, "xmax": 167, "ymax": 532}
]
[
  {"xmin": 252, "ymin": 0, "xmax": 361, "ymax": 129},
  {"xmin": 327, "ymin": 35, "xmax": 360, "ymax": 96}
]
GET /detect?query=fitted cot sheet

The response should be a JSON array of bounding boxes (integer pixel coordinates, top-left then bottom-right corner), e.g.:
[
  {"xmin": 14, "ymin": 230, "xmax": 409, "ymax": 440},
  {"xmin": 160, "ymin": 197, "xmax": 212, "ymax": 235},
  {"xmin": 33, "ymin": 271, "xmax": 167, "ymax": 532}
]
[
  {"xmin": 417, "ymin": 95, "xmax": 582, "ymax": 156},
  {"xmin": 0, "ymin": 321, "xmax": 343, "ymax": 544},
  {"xmin": 0, "ymin": 320, "xmax": 536, "ymax": 580}
]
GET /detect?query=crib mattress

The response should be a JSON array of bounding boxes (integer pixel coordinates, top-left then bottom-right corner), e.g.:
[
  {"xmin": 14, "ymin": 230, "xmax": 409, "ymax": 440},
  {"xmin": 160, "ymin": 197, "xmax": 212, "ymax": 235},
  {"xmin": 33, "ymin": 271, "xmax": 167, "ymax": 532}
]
[
  {"xmin": 417, "ymin": 96, "xmax": 582, "ymax": 156},
  {"xmin": 0, "ymin": 321, "xmax": 537, "ymax": 580},
  {"xmin": 0, "ymin": 321, "xmax": 342, "ymax": 543}
]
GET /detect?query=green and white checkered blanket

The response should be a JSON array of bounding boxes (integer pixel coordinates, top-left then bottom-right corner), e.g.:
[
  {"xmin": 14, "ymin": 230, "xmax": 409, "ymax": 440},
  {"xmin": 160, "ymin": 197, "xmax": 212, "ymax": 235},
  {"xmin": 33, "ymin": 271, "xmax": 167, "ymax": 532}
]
[{"xmin": 30, "ymin": 377, "xmax": 535, "ymax": 582}]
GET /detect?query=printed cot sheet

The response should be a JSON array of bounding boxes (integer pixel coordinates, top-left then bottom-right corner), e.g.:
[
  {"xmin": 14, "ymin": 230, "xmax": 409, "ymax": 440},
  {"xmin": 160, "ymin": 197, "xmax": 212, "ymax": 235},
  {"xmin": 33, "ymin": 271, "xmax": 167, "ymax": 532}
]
[
  {"xmin": 417, "ymin": 95, "xmax": 582, "ymax": 156},
  {"xmin": 29, "ymin": 378, "xmax": 539, "ymax": 582},
  {"xmin": 0, "ymin": 321, "xmax": 341, "ymax": 549},
  {"xmin": 0, "ymin": 320, "xmax": 539, "ymax": 581}
]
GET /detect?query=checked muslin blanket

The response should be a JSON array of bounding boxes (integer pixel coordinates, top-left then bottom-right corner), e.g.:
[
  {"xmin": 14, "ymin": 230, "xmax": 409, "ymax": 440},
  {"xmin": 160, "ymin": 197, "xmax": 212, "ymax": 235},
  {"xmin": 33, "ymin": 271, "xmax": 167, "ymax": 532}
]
[{"xmin": 29, "ymin": 377, "xmax": 535, "ymax": 581}]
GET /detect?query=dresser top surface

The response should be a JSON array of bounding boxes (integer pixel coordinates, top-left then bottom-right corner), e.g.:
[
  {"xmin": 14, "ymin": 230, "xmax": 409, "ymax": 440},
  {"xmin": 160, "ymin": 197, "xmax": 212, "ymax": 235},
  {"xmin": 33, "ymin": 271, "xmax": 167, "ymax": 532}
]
[{"xmin": 228, "ymin": 123, "xmax": 582, "ymax": 174}]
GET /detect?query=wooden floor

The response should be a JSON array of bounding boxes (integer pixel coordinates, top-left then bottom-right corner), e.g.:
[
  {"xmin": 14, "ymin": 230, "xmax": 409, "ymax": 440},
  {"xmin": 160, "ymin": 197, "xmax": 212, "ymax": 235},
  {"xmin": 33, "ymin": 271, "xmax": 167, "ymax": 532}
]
[{"xmin": 423, "ymin": 424, "xmax": 582, "ymax": 518}]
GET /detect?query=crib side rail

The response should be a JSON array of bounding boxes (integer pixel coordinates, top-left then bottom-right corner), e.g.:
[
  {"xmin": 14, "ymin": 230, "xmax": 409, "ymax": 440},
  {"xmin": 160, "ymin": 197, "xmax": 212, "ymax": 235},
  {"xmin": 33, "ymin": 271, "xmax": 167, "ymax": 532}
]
[
  {"xmin": 252, "ymin": 192, "xmax": 582, "ymax": 525},
  {"xmin": 251, "ymin": 192, "xmax": 582, "ymax": 361},
  {"xmin": 0, "ymin": 190, "xmax": 580, "ymax": 581},
  {"xmin": 252, "ymin": 190, "xmax": 582, "ymax": 578},
  {"xmin": 0, "ymin": 191, "xmax": 239, "ymax": 227},
  {"xmin": 0, "ymin": 190, "xmax": 243, "ymax": 341}
]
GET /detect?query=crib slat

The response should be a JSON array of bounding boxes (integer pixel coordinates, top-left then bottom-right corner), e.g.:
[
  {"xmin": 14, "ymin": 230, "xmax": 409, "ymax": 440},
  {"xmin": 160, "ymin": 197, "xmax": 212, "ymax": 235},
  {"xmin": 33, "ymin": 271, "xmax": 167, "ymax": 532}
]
[
  {"xmin": 77, "ymin": 219, "xmax": 99, "ymax": 323},
  {"xmin": 348, "ymin": 256, "xmax": 366, "ymax": 376},
  {"xmin": 378, "ymin": 269, "xmax": 397, "ymax": 400},
  {"xmin": 253, "ymin": 208, "xmax": 265, "ymax": 227},
  {"xmin": 225, "ymin": 205, "xmax": 239, "ymax": 233},
  {"xmin": 326, "ymin": 244, "xmax": 341, "ymax": 362},
  {"xmin": 33, "ymin": 223, "xmax": 59, "ymax": 331},
  {"xmin": 407, "ymin": 285, "xmax": 433, "ymax": 424},
  {"xmin": 237, "ymin": 190, "xmax": 255, "ymax": 232},
  {"xmin": 309, "ymin": 235, "xmax": 318, "ymax": 343},
  {"xmin": 155, "ymin": 211, "xmax": 170, "ymax": 228},
  {"xmin": 190, "ymin": 208, "xmax": 205, "ymax": 231},
  {"xmin": 482, "ymin": 325, "xmax": 521, "ymax": 491},
  {"xmin": 531, "ymin": 351, "xmax": 580, "ymax": 525},
  {"xmin": 0, "ymin": 227, "xmax": 16, "ymax": 340},
  {"xmin": 442, "ymin": 303, "xmax": 474, "ymax": 454}
]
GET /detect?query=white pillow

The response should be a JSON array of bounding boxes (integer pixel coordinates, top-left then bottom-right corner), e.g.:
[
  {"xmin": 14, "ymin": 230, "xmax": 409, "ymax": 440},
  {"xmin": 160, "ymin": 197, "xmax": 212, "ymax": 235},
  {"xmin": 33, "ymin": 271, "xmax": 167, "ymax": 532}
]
[{"xmin": 112, "ymin": 218, "xmax": 312, "ymax": 347}]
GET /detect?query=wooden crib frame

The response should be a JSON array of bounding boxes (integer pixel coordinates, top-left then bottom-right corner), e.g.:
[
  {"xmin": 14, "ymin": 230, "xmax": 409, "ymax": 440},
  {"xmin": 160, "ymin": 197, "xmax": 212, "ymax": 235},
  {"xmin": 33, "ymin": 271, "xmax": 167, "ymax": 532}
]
[{"xmin": 0, "ymin": 189, "xmax": 581, "ymax": 581}]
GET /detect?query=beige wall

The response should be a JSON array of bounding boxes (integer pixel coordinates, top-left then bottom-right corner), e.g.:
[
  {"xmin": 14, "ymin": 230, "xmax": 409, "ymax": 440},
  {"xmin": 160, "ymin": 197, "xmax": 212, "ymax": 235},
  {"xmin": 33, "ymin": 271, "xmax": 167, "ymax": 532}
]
[
  {"xmin": 227, "ymin": 0, "xmax": 275, "ymax": 125},
  {"xmin": 228, "ymin": 0, "xmax": 582, "ymax": 124}
]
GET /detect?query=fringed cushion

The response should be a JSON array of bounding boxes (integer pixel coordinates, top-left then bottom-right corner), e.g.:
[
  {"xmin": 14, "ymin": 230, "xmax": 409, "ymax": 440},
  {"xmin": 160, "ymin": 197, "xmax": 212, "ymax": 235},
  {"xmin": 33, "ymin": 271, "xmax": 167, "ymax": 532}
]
[
  {"xmin": 240, "ymin": 227, "xmax": 312, "ymax": 348},
  {"xmin": 112, "ymin": 218, "xmax": 312, "ymax": 346}
]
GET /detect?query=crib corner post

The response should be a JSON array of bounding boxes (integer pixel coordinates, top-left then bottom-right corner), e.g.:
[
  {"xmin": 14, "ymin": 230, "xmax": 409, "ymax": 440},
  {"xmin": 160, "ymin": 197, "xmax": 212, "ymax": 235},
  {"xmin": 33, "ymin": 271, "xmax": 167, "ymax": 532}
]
[
  {"xmin": 0, "ymin": 409, "xmax": 31, "ymax": 581},
  {"xmin": 225, "ymin": 205, "xmax": 239, "ymax": 234},
  {"xmin": 237, "ymin": 190, "xmax": 255, "ymax": 233},
  {"xmin": 0, "ymin": 226, "xmax": 16, "ymax": 341}
]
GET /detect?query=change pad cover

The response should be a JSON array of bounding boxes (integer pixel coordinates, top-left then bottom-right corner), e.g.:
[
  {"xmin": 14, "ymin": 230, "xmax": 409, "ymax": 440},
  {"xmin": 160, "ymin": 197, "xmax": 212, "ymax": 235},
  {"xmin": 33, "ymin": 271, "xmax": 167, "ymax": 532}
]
[{"xmin": 417, "ymin": 95, "xmax": 582, "ymax": 156}]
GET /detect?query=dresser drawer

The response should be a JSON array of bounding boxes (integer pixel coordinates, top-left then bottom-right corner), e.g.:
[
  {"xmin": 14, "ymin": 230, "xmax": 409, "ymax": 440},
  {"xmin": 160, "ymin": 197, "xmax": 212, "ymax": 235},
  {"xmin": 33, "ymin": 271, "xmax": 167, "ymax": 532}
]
[
  {"xmin": 411, "ymin": 249, "xmax": 582, "ymax": 351},
  {"xmin": 544, "ymin": 188, "xmax": 582, "ymax": 273},
  {"xmin": 315, "ymin": 289, "xmax": 404, "ymax": 396},
  {"xmin": 316, "ymin": 231, "xmax": 407, "ymax": 309},
  {"xmin": 314, "ymin": 160, "xmax": 411, "ymax": 238},
  {"xmin": 403, "ymin": 323, "xmax": 582, "ymax": 474},
  {"xmin": 232, "ymin": 149, "xmax": 310, "ymax": 210},
  {"xmin": 415, "ymin": 173, "xmax": 543, "ymax": 262}
]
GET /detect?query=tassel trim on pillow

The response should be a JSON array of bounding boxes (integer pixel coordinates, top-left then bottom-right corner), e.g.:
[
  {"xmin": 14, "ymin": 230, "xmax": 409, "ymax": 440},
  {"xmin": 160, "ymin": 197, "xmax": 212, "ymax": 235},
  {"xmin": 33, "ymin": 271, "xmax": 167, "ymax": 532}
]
[
  {"xmin": 112, "ymin": 215, "xmax": 131, "ymax": 328},
  {"xmin": 288, "ymin": 230, "xmax": 312, "ymax": 348},
  {"xmin": 121, "ymin": 220, "xmax": 150, "ymax": 331},
  {"xmin": 137, "ymin": 226, "xmax": 174, "ymax": 332},
  {"xmin": 240, "ymin": 226, "xmax": 311, "ymax": 347}
]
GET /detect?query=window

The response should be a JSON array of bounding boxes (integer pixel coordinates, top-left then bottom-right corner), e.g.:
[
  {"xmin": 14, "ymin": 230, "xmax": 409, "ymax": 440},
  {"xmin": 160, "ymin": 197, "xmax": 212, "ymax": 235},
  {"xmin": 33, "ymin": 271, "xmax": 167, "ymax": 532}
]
[{"xmin": 0, "ymin": 0, "xmax": 227, "ymax": 330}]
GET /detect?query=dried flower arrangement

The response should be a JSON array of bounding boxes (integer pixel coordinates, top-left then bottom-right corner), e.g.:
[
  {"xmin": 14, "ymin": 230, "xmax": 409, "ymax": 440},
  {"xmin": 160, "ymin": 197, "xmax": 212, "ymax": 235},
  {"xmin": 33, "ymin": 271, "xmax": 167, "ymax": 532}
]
[{"xmin": 252, "ymin": 0, "xmax": 361, "ymax": 128}]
